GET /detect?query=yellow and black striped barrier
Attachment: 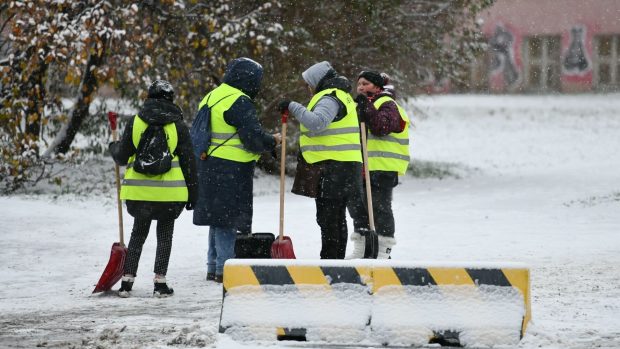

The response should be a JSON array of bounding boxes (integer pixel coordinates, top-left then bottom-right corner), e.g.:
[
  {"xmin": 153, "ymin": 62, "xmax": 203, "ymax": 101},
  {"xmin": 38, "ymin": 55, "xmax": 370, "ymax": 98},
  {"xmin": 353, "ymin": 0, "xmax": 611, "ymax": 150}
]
[
  {"xmin": 223, "ymin": 263, "xmax": 372, "ymax": 289},
  {"xmin": 219, "ymin": 260, "xmax": 530, "ymax": 347}
]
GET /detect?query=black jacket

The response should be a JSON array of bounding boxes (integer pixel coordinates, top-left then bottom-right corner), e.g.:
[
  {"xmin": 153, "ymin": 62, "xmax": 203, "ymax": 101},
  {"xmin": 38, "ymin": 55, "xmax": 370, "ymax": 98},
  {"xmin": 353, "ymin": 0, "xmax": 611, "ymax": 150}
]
[{"xmin": 110, "ymin": 98, "xmax": 198, "ymax": 220}]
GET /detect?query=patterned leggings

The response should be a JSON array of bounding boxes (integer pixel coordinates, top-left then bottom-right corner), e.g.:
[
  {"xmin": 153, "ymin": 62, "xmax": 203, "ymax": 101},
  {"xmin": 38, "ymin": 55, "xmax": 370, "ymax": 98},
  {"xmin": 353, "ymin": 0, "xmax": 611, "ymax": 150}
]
[{"xmin": 123, "ymin": 218, "xmax": 175, "ymax": 276}]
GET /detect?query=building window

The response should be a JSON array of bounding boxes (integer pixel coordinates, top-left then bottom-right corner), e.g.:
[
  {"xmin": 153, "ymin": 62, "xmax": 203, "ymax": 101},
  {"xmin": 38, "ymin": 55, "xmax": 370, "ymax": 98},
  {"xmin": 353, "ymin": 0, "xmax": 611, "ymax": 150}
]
[
  {"xmin": 594, "ymin": 35, "xmax": 620, "ymax": 90},
  {"xmin": 523, "ymin": 36, "xmax": 561, "ymax": 91}
]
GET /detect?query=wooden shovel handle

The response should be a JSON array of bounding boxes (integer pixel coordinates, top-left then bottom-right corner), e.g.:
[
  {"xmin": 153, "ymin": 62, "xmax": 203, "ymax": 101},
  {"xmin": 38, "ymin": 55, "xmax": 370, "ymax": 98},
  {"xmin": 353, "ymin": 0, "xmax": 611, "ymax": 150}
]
[
  {"xmin": 360, "ymin": 122, "xmax": 375, "ymax": 231},
  {"xmin": 108, "ymin": 112, "xmax": 125, "ymax": 246},
  {"xmin": 279, "ymin": 111, "xmax": 288, "ymax": 241}
]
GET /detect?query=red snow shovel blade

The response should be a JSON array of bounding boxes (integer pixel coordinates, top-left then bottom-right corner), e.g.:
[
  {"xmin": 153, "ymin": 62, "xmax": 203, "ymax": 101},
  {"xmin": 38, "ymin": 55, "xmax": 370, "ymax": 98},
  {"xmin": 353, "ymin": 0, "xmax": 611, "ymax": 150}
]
[
  {"xmin": 271, "ymin": 236, "xmax": 296, "ymax": 259},
  {"xmin": 92, "ymin": 242, "xmax": 127, "ymax": 293}
]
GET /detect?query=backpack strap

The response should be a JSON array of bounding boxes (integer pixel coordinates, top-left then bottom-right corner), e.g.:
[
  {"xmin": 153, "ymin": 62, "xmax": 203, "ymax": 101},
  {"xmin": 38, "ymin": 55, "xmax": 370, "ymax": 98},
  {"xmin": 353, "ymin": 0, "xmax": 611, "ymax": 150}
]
[
  {"xmin": 205, "ymin": 92, "xmax": 240, "ymax": 110},
  {"xmin": 206, "ymin": 131, "xmax": 238, "ymax": 158},
  {"xmin": 203, "ymin": 92, "xmax": 243, "ymax": 159}
]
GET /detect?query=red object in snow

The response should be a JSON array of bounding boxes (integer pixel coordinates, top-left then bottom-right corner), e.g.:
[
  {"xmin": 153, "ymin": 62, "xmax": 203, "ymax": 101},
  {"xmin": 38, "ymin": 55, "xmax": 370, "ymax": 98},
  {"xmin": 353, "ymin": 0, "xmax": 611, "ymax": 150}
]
[
  {"xmin": 93, "ymin": 111, "xmax": 127, "ymax": 293},
  {"xmin": 271, "ymin": 236, "xmax": 296, "ymax": 259},
  {"xmin": 92, "ymin": 242, "xmax": 127, "ymax": 293},
  {"xmin": 108, "ymin": 111, "xmax": 118, "ymax": 131}
]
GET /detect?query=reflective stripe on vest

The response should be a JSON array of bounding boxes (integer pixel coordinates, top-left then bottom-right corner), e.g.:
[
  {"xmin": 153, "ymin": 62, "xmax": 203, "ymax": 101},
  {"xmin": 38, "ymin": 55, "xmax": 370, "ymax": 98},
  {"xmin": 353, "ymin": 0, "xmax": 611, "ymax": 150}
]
[
  {"xmin": 197, "ymin": 83, "xmax": 260, "ymax": 163},
  {"xmin": 120, "ymin": 115, "xmax": 189, "ymax": 202},
  {"xmin": 300, "ymin": 89, "xmax": 362, "ymax": 164},
  {"xmin": 367, "ymin": 96, "xmax": 411, "ymax": 175}
]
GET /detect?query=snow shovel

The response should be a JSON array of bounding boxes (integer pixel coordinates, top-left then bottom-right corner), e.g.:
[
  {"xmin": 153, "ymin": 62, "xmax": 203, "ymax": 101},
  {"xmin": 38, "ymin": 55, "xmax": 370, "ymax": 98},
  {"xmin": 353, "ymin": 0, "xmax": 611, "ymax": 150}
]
[
  {"xmin": 270, "ymin": 111, "xmax": 296, "ymax": 259},
  {"xmin": 360, "ymin": 121, "xmax": 378, "ymax": 259},
  {"xmin": 93, "ymin": 112, "xmax": 128, "ymax": 293}
]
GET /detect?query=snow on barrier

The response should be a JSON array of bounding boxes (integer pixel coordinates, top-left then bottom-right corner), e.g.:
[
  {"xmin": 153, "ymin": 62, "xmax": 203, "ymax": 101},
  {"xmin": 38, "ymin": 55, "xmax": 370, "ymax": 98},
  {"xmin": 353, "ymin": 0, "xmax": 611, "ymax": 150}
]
[{"xmin": 219, "ymin": 259, "xmax": 530, "ymax": 347}]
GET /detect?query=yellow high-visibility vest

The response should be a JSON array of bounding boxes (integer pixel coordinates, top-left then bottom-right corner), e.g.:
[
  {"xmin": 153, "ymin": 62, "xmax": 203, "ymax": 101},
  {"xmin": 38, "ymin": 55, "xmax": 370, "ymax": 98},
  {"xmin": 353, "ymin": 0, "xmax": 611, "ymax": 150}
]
[
  {"xmin": 197, "ymin": 83, "xmax": 260, "ymax": 162},
  {"xmin": 300, "ymin": 88, "xmax": 362, "ymax": 164},
  {"xmin": 120, "ymin": 116, "xmax": 188, "ymax": 202},
  {"xmin": 367, "ymin": 96, "xmax": 411, "ymax": 175}
]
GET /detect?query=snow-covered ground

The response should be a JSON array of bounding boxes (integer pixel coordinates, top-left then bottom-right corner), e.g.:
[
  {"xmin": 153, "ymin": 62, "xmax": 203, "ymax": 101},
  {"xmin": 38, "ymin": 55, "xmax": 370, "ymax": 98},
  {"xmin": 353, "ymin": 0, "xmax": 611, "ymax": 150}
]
[{"xmin": 1, "ymin": 94, "xmax": 619, "ymax": 348}]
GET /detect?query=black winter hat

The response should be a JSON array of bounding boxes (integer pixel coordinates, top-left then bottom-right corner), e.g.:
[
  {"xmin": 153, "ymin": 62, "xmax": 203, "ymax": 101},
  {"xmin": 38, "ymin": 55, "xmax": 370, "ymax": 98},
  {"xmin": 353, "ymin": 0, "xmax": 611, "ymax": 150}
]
[
  {"xmin": 358, "ymin": 70, "xmax": 385, "ymax": 88},
  {"xmin": 148, "ymin": 80, "xmax": 174, "ymax": 101}
]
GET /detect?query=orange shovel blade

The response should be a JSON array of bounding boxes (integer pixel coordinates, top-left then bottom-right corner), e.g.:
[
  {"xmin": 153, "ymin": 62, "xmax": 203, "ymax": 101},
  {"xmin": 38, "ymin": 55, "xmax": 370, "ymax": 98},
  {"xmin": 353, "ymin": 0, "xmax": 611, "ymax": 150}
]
[
  {"xmin": 271, "ymin": 236, "xmax": 296, "ymax": 259},
  {"xmin": 92, "ymin": 242, "xmax": 127, "ymax": 293}
]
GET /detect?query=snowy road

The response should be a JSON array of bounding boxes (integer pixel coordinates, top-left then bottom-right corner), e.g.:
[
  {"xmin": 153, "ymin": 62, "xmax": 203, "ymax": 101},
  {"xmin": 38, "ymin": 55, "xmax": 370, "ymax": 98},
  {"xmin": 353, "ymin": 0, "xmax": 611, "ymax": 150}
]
[{"xmin": 1, "ymin": 94, "xmax": 620, "ymax": 348}]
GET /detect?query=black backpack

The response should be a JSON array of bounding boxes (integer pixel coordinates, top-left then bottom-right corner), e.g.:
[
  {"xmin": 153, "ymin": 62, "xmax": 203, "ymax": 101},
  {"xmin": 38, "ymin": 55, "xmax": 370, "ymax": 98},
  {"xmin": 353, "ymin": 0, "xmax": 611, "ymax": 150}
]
[
  {"xmin": 190, "ymin": 105, "xmax": 212, "ymax": 160},
  {"xmin": 133, "ymin": 124, "xmax": 173, "ymax": 175}
]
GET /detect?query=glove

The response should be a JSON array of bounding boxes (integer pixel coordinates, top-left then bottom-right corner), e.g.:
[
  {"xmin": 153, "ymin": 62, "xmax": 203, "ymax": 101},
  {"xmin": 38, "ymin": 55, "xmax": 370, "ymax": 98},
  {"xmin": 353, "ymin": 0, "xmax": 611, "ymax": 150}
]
[
  {"xmin": 108, "ymin": 141, "xmax": 121, "ymax": 164},
  {"xmin": 354, "ymin": 95, "xmax": 369, "ymax": 123},
  {"xmin": 185, "ymin": 202, "xmax": 194, "ymax": 210},
  {"xmin": 354, "ymin": 94, "xmax": 368, "ymax": 105},
  {"xmin": 277, "ymin": 99, "xmax": 291, "ymax": 113},
  {"xmin": 108, "ymin": 141, "xmax": 120, "ymax": 153}
]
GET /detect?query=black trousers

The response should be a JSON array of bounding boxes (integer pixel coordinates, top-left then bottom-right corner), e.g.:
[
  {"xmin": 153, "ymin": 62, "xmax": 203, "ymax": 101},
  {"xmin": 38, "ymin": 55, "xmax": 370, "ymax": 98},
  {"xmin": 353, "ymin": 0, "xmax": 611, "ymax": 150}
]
[
  {"xmin": 316, "ymin": 197, "xmax": 348, "ymax": 259},
  {"xmin": 123, "ymin": 218, "xmax": 175, "ymax": 276},
  {"xmin": 312, "ymin": 160, "xmax": 362, "ymax": 259},
  {"xmin": 346, "ymin": 171, "xmax": 397, "ymax": 237}
]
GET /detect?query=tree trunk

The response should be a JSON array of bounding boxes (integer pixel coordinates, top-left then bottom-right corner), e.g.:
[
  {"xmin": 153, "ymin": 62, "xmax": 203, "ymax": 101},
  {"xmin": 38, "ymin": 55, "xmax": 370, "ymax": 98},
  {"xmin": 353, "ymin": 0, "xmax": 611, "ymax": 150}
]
[
  {"xmin": 25, "ymin": 61, "xmax": 48, "ymax": 139},
  {"xmin": 53, "ymin": 41, "xmax": 107, "ymax": 155}
]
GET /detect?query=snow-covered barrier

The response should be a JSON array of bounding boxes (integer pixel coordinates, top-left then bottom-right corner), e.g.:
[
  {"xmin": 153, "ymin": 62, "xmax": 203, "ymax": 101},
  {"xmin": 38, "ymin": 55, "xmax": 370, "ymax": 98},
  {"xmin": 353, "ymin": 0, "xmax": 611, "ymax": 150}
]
[
  {"xmin": 371, "ymin": 263, "xmax": 531, "ymax": 347},
  {"xmin": 219, "ymin": 259, "xmax": 530, "ymax": 347}
]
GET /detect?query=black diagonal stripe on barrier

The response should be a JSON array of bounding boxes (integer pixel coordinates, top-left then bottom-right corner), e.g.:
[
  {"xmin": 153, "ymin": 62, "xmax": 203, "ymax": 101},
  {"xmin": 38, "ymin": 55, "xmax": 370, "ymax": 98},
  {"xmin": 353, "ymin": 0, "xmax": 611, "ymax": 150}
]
[
  {"xmin": 320, "ymin": 267, "xmax": 363, "ymax": 285},
  {"xmin": 465, "ymin": 268, "xmax": 511, "ymax": 286},
  {"xmin": 393, "ymin": 268, "xmax": 437, "ymax": 286},
  {"xmin": 281, "ymin": 328, "xmax": 307, "ymax": 339},
  {"xmin": 251, "ymin": 265, "xmax": 295, "ymax": 285}
]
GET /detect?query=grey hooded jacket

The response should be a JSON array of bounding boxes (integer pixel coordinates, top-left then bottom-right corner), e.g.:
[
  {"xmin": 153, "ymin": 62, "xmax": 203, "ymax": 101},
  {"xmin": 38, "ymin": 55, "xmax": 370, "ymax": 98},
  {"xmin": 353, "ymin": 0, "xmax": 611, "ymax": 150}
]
[{"xmin": 288, "ymin": 61, "xmax": 344, "ymax": 132}]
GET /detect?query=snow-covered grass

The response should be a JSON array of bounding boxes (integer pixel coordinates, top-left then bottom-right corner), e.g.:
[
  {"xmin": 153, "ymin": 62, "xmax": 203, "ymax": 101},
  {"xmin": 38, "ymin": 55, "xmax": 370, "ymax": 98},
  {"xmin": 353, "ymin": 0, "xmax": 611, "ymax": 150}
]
[{"xmin": 1, "ymin": 94, "xmax": 619, "ymax": 348}]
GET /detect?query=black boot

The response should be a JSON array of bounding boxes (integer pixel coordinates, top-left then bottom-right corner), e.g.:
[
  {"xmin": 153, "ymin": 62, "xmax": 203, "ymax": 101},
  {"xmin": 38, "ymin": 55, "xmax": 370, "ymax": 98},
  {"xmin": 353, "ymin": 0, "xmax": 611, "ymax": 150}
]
[
  {"xmin": 206, "ymin": 272, "xmax": 215, "ymax": 281},
  {"xmin": 214, "ymin": 274, "xmax": 223, "ymax": 283},
  {"xmin": 118, "ymin": 275, "xmax": 135, "ymax": 298},
  {"xmin": 153, "ymin": 276, "xmax": 174, "ymax": 298}
]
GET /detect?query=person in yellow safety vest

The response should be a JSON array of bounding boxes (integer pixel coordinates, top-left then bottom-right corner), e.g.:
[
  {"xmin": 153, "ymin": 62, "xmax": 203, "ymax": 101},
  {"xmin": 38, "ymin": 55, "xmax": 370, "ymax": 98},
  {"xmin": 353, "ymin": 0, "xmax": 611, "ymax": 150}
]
[
  {"xmin": 346, "ymin": 71, "xmax": 411, "ymax": 259},
  {"xmin": 193, "ymin": 58, "xmax": 281, "ymax": 283},
  {"xmin": 109, "ymin": 80, "xmax": 198, "ymax": 297},
  {"xmin": 278, "ymin": 61, "xmax": 362, "ymax": 259}
]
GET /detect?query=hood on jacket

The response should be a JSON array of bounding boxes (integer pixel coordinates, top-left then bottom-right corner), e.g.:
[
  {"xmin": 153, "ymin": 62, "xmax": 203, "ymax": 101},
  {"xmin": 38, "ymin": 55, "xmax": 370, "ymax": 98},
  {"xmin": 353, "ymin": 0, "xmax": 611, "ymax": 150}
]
[
  {"xmin": 147, "ymin": 80, "xmax": 175, "ymax": 101},
  {"xmin": 302, "ymin": 61, "xmax": 333, "ymax": 89},
  {"xmin": 138, "ymin": 98, "xmax": 183, "ymax": 125},
  {"xmin": 223, "ymin": 57, "xmax": 263, "ymax": 99}
]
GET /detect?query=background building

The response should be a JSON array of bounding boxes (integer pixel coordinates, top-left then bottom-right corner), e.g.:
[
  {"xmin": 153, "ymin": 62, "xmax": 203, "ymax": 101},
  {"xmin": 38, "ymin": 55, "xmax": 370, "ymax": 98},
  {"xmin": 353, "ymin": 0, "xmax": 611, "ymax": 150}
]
[{"xmin": 469, "ymin": 0, "xmax": 620, "ymax": 93}]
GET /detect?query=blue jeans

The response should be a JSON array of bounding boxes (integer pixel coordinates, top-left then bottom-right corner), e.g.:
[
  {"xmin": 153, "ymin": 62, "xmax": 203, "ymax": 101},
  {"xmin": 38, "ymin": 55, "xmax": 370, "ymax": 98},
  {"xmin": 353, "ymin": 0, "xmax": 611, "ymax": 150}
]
[{"xmin": 207, "ymin": 226, "xmax": 237, "ymax": 276}]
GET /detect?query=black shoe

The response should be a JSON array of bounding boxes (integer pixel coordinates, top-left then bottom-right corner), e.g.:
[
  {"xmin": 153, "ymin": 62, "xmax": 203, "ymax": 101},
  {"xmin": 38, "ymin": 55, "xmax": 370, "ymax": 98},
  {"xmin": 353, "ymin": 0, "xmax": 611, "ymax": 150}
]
[
  {"xmin": 118, "ymin": 275, "xmax": 135, "ymax": 298},
  {"xmin": 206, "ymin": 272, "xmax": 215, "ymax": 281},
  {"xmin": 214, "ymin": 274, "xmax": 223, "ymax": 283},
  {"xmin": 153, "ymin": 277, "xmax": 174, "ymax": 298}
]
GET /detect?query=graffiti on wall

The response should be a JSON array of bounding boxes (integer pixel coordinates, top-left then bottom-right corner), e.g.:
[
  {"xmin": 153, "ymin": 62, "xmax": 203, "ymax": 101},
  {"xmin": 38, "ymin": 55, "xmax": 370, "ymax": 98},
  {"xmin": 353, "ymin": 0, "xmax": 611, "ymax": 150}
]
[
  {"xmin": 489, "ymin": 25, "xmax": 519, "ymax": 86},
  {"xmin": 563, "ymin": 26, "xmax": 591, "ymax": 74}
]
